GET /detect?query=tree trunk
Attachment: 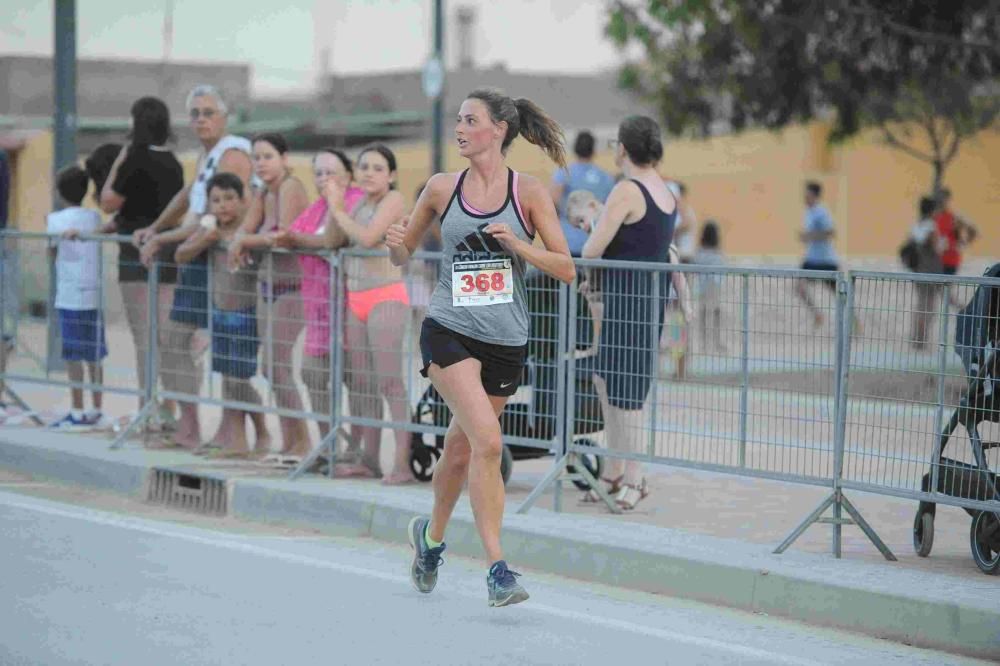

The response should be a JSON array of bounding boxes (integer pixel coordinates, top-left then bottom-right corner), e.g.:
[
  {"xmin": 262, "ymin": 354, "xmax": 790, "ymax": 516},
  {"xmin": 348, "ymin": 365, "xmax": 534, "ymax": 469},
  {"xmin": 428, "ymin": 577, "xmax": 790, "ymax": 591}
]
[{"xmin": 932, "ymin": 160, "xmax": 944, "ymax": 200}]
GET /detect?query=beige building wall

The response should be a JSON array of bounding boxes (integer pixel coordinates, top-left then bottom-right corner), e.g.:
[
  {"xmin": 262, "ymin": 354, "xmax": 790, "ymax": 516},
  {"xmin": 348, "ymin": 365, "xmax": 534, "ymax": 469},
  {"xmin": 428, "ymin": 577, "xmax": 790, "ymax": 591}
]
[{"xmin": 7, "ymin": 123, "xmax": 997, "ymax": 262}]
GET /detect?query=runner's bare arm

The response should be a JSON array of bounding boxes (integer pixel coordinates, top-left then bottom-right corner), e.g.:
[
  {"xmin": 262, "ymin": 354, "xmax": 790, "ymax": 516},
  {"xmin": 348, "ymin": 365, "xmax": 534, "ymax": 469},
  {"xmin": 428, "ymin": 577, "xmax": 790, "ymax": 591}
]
[
  {"xmin": 485, "ymin": 176, "xmax": 575, "ymax": 284},
  {"xmin": 388, "ymin": 172, "xmax": 450, "ymax": 265}
]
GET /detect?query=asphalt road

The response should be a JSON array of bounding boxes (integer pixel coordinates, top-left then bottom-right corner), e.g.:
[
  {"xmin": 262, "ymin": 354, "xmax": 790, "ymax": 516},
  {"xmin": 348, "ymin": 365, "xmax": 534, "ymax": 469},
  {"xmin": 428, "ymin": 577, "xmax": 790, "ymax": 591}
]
[{"xmin": 0, "ymin": 487, "xmax": 987, "ymax": 666}]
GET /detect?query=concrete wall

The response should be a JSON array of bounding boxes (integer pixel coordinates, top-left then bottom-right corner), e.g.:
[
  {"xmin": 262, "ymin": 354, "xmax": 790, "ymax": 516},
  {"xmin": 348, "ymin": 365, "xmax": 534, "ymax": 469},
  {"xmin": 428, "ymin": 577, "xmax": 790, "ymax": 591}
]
[{"xmin": 6, "ymin": 121, "xmax": 997, "ymax": 261}]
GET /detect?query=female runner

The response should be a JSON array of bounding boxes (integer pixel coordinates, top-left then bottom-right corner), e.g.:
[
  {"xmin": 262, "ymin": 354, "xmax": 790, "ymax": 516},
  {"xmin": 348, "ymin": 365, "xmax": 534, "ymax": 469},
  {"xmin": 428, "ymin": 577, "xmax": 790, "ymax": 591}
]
[{"xmin": 386, "ymin": 88, "xmax": 574, "ymax": 607}]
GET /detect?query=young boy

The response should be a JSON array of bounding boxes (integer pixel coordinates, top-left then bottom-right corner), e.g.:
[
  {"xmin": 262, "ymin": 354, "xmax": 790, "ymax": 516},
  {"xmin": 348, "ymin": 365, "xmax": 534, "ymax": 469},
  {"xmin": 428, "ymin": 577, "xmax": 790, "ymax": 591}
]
[
  {"xmin": 47, "ymin": 166, "xmax": 107, "ymax": 430},
  {"xmin": 175, "ymin": 173, "xmax": 270, "ymax": 457}
]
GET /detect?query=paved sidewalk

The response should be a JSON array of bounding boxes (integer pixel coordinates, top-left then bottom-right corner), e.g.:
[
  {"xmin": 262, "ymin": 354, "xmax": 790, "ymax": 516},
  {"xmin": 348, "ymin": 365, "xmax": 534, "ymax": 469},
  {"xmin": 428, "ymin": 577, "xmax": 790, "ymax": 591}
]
[{"xmin": 0, "ymin": 426, "xmax": 997, "ymax": 659}]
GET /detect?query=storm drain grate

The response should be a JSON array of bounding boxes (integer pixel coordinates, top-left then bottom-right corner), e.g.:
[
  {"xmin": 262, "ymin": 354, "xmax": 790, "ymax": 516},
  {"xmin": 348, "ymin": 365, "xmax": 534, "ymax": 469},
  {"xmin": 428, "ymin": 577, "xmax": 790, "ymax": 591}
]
[{"xmin": 147, "ymin": 468, "xmax": 227, "ymax": 516}]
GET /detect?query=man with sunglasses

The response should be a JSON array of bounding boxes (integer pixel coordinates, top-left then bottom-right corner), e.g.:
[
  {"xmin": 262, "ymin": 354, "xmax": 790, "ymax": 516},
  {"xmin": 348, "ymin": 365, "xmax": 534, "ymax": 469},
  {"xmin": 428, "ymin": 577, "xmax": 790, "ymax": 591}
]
[{"xmin": 131, "ymin": 85, "xmax": 256, "ymax": 450}]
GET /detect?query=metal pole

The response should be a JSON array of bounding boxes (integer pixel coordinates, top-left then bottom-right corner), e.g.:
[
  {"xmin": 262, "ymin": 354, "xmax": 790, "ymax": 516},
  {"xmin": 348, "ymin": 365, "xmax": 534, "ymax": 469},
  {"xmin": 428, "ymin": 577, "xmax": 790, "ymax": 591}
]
[
  {"xmin": 50, "ymin": 0, "xmax": 76, "ymax": 376},
  {"xmin": 831, "ymin": 274, "xmax": 851, "ymax": 558},
  {"xmin": 647, "ymin": 270, "xmax": 660, "ymax": 461},
  {"xmin": 739, "ymin": 274, "xmax": 749, "ymax": 467},
  {"xmin": 931, "ymin": 279, "xmax": 950, "ymax": 498},
  {"xmin": 432, "ymin": 0, "xmax": 446, "ymax": 174},
  {"xmin": 328, "ymin": 252, "xmax": 341, "ymax": 466},
  {"xmin": 53, "ymin": 0, "xmax": 77, "ymax": 179},
  {"xmin": 553, "ymin": 278, "xmax": 569, "ymax": 513}
]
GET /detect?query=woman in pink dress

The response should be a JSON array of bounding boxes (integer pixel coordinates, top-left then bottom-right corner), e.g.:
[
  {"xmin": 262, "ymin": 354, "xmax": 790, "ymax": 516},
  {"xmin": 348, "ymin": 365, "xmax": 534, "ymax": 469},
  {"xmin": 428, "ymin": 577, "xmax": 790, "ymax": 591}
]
[{"xmin": 273, "ymin": 148, "xmax": 365, "ymax": 443}]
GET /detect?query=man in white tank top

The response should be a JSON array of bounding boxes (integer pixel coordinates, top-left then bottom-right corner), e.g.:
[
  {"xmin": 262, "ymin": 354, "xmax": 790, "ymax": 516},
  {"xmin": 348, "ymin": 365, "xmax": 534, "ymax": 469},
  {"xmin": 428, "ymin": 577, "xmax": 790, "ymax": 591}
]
[{"xmin": 130, "ymin": 85, "xmax": 256, "ymax": 449}]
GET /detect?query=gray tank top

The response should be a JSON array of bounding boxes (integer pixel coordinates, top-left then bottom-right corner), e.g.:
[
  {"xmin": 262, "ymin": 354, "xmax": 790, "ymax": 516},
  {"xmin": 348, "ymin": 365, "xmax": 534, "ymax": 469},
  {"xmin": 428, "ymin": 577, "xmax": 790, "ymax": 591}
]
[{"xmin": 427, "ymin": 169, "xmax": 533, "ymax": 346}]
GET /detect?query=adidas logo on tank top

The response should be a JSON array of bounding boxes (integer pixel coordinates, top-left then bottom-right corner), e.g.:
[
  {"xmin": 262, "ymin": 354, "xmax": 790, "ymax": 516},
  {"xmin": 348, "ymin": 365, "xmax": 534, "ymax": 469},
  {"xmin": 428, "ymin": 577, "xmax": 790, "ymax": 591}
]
[{"xmin": 427, "ymin": 169, "xmax": 534, "ymax": 347}]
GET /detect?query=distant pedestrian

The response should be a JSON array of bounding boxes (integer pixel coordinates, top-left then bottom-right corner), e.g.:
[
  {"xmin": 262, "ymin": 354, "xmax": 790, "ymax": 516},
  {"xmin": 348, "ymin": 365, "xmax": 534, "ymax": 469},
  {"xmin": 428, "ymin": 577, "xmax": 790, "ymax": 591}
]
[
  {"xmin": 47, "ymin": 166, "xmax": 108, "ymax": 431},
  {"xmin": 694, "ymin": 221, "xmax": 726, "ymax": 352},
  {"xmin": 934, "ymin": 188, "xmax": 979, "ymax": 277},
  {"xmin": 934, "ymin": 187, "xmax": 979, "ymax": 309},
  {"xmin": 549, "ymin": 130, "xmax": 614, "ymax": 256},
  {"xmin": 666, "ymin": 181, "xmax": 698, "ymax": 262},
  {"xmin": 795, "ymin": 181, "xmax": 839, "ymax": 327},
  {"xmin": 908, "ymin": 196, "xmax": 946, "ymax": 350}
]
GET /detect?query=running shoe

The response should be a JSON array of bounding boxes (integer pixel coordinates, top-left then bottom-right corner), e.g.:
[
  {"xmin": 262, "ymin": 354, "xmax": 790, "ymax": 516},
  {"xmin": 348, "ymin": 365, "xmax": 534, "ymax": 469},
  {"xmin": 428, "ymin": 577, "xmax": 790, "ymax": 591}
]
[
  {"xmin": 48, "ymin": 412, "xmax": 92, "ymax": 432},
  {"xmin": 83, "ymin": 411, "xmax": 111, "ymax": 430},
  {"xmin": 408, "ymin": 516, "xmax": 446, "ymax": 593},
  {"xmin": 487, "ymin": 560, "xmax": 529, "ymax": 608}
]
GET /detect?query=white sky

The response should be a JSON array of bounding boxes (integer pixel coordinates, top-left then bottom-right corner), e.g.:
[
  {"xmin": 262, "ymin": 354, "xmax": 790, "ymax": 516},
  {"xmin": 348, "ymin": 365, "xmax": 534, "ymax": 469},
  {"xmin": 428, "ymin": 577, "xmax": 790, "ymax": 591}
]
[{"xmin": 2, "ymin": 0, "xmax": 630, "ymax": 95}]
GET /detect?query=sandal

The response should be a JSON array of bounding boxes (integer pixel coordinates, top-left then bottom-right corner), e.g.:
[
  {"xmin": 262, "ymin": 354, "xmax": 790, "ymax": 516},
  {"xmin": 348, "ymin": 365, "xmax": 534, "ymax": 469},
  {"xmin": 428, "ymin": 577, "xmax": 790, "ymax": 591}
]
[
  {"xmin": 614, "ymin": 478, "xmax": 649, "ymax": 511},
  {"xmin": 581, "ymin": 475, "xmax": 624, "ymax": 503}
]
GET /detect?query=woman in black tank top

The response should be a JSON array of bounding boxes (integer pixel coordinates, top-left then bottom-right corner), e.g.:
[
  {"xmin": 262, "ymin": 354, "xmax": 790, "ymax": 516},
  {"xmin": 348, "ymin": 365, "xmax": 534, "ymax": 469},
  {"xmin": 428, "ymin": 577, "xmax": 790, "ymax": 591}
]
[
  {"xmin": 581, "ymin": 115, "xmax": 678, "ymax": 511},
  {"xmin": 386, "ymin": 89, "xmax": 575, "ymax": 607}
]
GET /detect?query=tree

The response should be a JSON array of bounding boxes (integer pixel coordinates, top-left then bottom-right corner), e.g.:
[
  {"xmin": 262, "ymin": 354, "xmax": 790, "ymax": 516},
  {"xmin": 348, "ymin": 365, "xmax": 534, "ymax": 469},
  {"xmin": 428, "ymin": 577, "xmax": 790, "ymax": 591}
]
[{"xmin": 606, "ymin": 0, "xmax": 1000, "ymax": 194}]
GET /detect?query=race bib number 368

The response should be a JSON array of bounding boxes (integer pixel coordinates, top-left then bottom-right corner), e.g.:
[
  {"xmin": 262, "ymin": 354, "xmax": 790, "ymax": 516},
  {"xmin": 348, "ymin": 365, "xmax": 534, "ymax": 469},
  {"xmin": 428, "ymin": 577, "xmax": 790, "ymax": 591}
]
[{"xmin": 452, "ymin": 258, "xmax": 514, "ymax": 307}]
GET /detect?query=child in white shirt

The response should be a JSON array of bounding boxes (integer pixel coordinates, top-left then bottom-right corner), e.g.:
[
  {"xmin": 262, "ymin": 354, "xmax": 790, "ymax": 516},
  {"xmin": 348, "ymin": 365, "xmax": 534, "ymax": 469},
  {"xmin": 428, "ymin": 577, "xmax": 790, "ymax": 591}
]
[{"xmin": 46, "ymin": 166, "xmax": 107, "ymax": 430}]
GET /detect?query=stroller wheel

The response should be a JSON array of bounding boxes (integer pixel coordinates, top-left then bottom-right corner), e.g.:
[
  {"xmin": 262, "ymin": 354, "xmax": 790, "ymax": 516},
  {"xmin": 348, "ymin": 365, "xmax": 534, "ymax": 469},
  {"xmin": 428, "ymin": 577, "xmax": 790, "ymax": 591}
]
[
  {"xmin": 500, "ymin": 444, "xmax": 513, "ymax": 486},
  {"xmin": 568, "ymin": 438, "xmax": 604, "ymax": 491},
  {"xmin": 913, "ymin": 510, "xmax": 934, "ymax": 557},
  {"xmin": 409, "ymin": 434, "xmax": 443, "ymax": 483},
  {"xmin": 970, "ymin": 511, "xmax": 1000, "ymax": 575}
]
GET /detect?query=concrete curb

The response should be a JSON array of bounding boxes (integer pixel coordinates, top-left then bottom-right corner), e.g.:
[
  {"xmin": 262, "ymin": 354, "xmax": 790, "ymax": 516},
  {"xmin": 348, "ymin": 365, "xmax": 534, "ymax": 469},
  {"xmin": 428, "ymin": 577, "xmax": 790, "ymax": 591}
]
[{"xmin": 1, "ymin": 432, "xmax": 997, "ymax": 659}]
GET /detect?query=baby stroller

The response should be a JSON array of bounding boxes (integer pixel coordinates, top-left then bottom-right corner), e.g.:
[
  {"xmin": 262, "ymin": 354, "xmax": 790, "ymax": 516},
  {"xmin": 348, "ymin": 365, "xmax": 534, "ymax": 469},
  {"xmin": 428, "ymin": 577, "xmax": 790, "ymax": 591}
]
[
  {"xmin": 913, "ymin": 263, "xmax": 1000, "ymax": 574},
  {"xmin": 409, "ymin": 271, "xmax": 605, "ymax": 486}
]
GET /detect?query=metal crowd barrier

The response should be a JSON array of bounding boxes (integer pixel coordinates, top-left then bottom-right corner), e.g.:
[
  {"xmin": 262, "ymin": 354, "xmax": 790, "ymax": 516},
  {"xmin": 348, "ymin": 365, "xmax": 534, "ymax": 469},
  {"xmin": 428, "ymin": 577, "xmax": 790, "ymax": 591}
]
[{"xmin": 1, "ymin": 229, "xmax": 996, "ymax": 562}]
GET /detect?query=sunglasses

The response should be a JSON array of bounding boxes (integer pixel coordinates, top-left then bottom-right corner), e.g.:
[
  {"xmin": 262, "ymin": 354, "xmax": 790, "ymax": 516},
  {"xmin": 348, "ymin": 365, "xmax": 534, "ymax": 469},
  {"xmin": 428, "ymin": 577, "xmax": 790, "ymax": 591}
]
[{"xmin": 189, "ymin": 108, "xmax": 218, "ymax": 120}]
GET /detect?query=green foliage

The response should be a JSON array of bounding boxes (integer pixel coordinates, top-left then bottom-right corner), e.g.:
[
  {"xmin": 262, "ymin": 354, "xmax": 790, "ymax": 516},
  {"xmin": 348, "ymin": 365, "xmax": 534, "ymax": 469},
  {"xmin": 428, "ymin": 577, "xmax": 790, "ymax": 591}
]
[{"xmin": 606, "ymin": 0, "xmax": 1000, "ymax": 188}]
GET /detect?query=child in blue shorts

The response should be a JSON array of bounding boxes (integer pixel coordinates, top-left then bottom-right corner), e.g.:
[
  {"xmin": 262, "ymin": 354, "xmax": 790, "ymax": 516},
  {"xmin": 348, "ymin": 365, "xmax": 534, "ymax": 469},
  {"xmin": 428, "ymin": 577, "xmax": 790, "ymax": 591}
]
[
  {"xmin": 47, "ymin": 166, "xmax": 108, "ymax": 431},
  {"xmin": 176, "ymin": 173, "xmax": 269, "ymax": 456}
]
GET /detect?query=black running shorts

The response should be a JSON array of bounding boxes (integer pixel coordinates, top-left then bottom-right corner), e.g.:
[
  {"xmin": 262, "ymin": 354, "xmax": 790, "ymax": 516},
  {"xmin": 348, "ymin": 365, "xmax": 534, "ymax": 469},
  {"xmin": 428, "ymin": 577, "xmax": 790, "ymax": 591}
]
[{"xmin": 419, "ymin": 318, "xmax": 527, "ymax": 397}]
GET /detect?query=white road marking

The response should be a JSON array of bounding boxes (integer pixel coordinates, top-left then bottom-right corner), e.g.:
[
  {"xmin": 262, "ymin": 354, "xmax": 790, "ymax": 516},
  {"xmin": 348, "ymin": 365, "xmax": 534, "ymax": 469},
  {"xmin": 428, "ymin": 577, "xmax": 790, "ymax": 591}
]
[{"xmin": 0, "ymin": 490, "xmax": 820, "ymax": 666}]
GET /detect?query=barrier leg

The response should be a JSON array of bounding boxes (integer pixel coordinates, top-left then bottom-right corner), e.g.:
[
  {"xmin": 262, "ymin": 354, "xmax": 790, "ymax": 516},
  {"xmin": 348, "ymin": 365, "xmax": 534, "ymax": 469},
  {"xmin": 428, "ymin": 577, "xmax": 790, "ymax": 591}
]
[
  {"xmin": 1, "ymin": 384, "xmax": 43, "ymax": 425},
  {"xmin": 773, "ymin": 490, "xmax": 896, "ymax": 561},
  {"xmin": 109, "ymin": 400, "xmax": 157, "ymax": 450},
  {"xmin": 287, "ymin": 427, "xmax": 353, "ymax": 481},
  {"xmin": 516, "ymin": 452, "xmax": 620, "ymax": 514}
]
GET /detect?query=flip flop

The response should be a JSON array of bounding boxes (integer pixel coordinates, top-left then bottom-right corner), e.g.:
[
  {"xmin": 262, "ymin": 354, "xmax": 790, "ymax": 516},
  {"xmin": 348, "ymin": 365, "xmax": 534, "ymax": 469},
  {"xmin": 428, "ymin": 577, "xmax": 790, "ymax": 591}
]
[
  {"xmin": 206, "ymin": 449, "xmax": 253, "ymax": 460},
  {"xmin": 192, "ymin": 444, "xmax": 223, "ymax": 457}
]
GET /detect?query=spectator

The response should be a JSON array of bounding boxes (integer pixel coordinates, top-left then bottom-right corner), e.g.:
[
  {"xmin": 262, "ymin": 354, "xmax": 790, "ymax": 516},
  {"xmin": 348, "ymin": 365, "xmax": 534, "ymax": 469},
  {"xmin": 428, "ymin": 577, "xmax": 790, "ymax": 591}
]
[
  {"xmin": 694, "ymin": 220, "xmax": 726, "ymax": 352},
  {"xmin": 273, "ymin": 147, "xmax": 364, "ymax": 444},
  {"xmin": 229, "ymin": 133, "xmax": 310, "ymax": 466},
  {"xmin": 133, "ymin": 84, "xmax": 256, "ymax": 449},
  {"xmin": 909, "ymin": 196, "xmax": 947, "ymax": 350},
  {"xmin": 581, "ymin": 115, "xmax": 677, "ymax": 511},
  {"xmin": 934, "ymin": 188, "xmax": 979, "ymax": 277},
  {"xmin": 666, "ymin": 181, "xmax": 699, "ymax": 262},
  {"xmin": 325, "ymin": 144, "xmax": 415, "ymax": 485},
  {"xmin": 934, "ymin": 187, "xmax": 979, "ymax": 309},
  {"xmin": 46, "ymin": 166, "xmax": 107, "ymax": 431},
  {"xmin": 550, "ymin": 130, "xmax": 614, "ymax": 256},
  {"xmin": 176, "ymin": 173, "xmax": 270, "ymax": 457},
  {"xmin": 98, "ymin": 96, "xmax": 184, "ymax": 434},
  {"xmin": 795, "ymin": 181, "xmax": 839, "ymax": 327}
]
